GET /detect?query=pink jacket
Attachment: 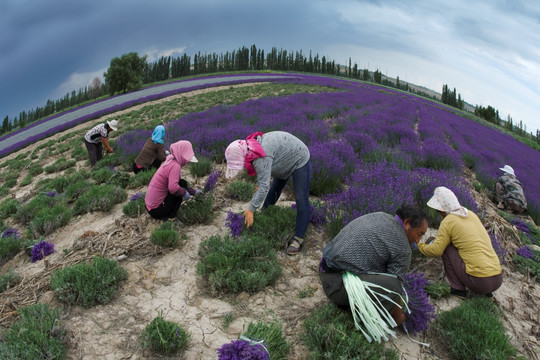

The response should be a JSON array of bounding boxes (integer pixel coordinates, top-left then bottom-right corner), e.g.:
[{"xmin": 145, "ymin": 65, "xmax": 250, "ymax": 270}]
[{"xmin": 145, "ymin": 141, "xmax": 194, "ymax": 211}]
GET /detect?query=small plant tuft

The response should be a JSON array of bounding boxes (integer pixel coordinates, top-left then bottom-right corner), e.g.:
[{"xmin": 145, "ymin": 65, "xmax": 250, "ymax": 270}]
[
  {"xmin": 177, "ymin": 193, "xmax": 214, "ymax": 225},
  {"xmin": 50, "ymin": 256, "xmax": 128, "ymax": 308},
  {"xmin": 0, "ymin": 269, "xmax": 21, "ymax": 292},
  {"xmin": 140, "ymin": 312, "xmax": 190, "ymax": 355},
  {"xmin": 225, "ymin": 181, "xmax": 255, "ymax": 202},
  {"xmin": 246, "ymin": 205, "xmax": 296, "ymax": 250},
  {"xmin": 242, "ymin": 320, "xmax": 290, "ymax": 360},
  {"xmin": 189, "ymin": 157, "xmax": 212, "ymax": 177},
  {"xmin": 150, "ymin": 221, "xmax": 181, "ymax": 248},
  {"xmin": 197, "ymin": 234, "xmax": 281, "ymax": 295}
]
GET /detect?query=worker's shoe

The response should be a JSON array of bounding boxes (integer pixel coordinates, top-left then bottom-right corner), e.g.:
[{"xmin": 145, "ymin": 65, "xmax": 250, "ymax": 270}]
[
  {"xmin": 287, "ymin": 236, "xmax": 304, "ymax": 256},
  {"xmin": 450, "ymin": 288, "xmax": 467, "ymax": 299}
]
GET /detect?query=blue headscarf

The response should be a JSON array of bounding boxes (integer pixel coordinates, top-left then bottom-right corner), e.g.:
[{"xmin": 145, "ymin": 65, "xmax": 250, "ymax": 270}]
[{"xmin": 151, "ymin": 125, "xmax": 165, "ymax": 144}]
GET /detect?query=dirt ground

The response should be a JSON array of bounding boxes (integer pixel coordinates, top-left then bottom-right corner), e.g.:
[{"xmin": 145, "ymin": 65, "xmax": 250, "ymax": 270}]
[{"xmin": 0, "ymin": 87, "xmax": 539, "ymax": 360}]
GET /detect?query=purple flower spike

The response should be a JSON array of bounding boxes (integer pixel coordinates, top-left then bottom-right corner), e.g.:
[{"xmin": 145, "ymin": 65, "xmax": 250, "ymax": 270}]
[
  {"xmin": 516, "ymin": 246, "xmax": 536, "ymax": 260},
  {"xmin": 225, "ymin": 211, "xmax": 244, "ymax": 237},
  {"xmin": 31, "ymin": 241, "xmax": 56, "ymax": 262},
  {"xmin": 204, "ymin": 170, "xmax": 221, "ymax": 193},
  {"xmin": 402, "ymin": 272, "xmax": 436, "ymax": 335},
  {"xmin": 45, "ymin": 191, "xmax": 57, "ymax": 197},
  {"xmin": 2, "ymin": 227, "xmax": 20, "ymax": 239},
  {"xmin": 130, "ymin": 192, "xmax": 144, "ymax": 202}
]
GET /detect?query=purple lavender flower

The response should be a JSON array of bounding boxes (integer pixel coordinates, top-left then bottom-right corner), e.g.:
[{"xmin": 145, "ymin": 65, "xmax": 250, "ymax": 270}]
[
  {"xmin": 2, "ymin": 227, "xmax": 20, "ymax": 239},
  {"xmin": 217, "ymin": 339, "xmax": 269, "ymax": 360},
  {"xmin": 402, "ymin": 272, "xmax": 436, "ymax": 335},
  {"xmin": 130, "ymin": 192, "xmax": 144, "ymax": 202},
  {"xmin": 516, "ymin": 246, "xmax": 536, "ymax": 260},
  {"xmin": 225, "ymin": 211, "xmax": 244, "ymax": 237},
  {"xmin": 204, "ymin": 170, "xmax": 221, "ymax": 193},
  {"xmin": 489, "ymin": 231, "xmax": 507, "ymax": 264},
  {"xmin": 30, "ymin": 240, "xmax": 56, "ymax": 262},
  {"xmin": 45, "ymin": 191, "xmax": 57, "ymax": 197}
]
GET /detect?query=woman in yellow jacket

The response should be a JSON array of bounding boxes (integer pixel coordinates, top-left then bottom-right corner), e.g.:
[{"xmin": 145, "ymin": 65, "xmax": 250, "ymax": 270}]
[{"xmin": 417, "ymin": 186, "xmax": 503, "ymax": 298}]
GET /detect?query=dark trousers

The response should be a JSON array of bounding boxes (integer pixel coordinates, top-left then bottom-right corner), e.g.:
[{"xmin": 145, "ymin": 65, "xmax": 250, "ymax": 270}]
[
  {"xmin": 132, "ymin": 158, "xmax": 162, "ymax": 174},
  {"xmin": 442, "ymin": 244, "xmax": 503, "ymax": 294},
  {"xmin": 263, "ymin": 159, "xmax": 311, "ymax": 239},
  {"xmin": 319, "ymin": 261, "xmax": 402, "ymax": 313},
  {"xmin": 147, "ymin": 179, "xmax": 190, "ymax": 220},
  {"xmin": 85, "ymin": 140, "xmax": 102, "ymax": 167}
]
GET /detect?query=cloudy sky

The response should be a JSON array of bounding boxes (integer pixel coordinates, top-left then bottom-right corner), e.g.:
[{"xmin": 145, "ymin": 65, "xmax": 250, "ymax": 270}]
[{"xmin": 1, "ymin": 0, "xmax": 539, "ymax": 132}]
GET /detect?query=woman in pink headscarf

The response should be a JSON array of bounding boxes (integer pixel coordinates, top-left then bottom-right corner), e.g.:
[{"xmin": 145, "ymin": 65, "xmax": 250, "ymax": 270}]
[{"xmin": 145, "ymin": 140, "xmax": 200, "ymax": 220}]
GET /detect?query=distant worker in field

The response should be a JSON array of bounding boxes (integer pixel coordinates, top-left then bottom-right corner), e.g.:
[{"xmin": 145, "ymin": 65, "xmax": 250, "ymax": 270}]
[
  {"xmin": 83, "ymin": 119, "xmax": 118, "ymax": 167},
  {"xmin": 418, "ymin": 186, "xmax": 503, "ymax": 298},
  {"xmin": 495, "ymin": 165, "xmax": 527, "ymax": 214},
  {"xmin": 319, "ymin": 205, "xmax": 428, "ymax": 330},
  {"xmin": 132, "ymin": 125, "xmax": 168, "ymax": 174},
  {"xmin": 145, "ymin": 140, "xmax": 200, "ymax": 220},
  {"xmin": 224, "ymin": 131, "xmax": 311, "ymax": 255}
]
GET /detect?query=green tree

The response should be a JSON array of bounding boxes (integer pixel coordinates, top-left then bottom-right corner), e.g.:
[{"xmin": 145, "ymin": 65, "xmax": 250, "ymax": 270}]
[
  {"xmin": 373, "ymin": 69, "xmax": 382, "ymax": 84},
  {"xmin": 1, "ymin": 116, "xmax": 8, "ymax": 134},
  {"xmin": 104, "ymin": 52, "xmax": 147, "ymax": 95}
]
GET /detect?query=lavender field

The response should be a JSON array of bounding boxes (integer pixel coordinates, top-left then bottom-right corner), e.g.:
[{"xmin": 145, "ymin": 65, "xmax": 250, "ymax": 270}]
[{"xmin": 118, "ymin": 74, "xmax": 540, "ymax": 225}]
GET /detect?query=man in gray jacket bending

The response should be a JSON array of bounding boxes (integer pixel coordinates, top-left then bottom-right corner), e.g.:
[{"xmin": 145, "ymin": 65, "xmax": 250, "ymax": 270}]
[{"xmin": 225, "ymin": 131, "xmax": 311, "ymax": 255}]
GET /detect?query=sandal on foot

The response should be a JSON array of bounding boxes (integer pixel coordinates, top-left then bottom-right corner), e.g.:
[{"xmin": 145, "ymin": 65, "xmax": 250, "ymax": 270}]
[{"xmin": 287, "ymin": 237, "xmax": 304, "ymax": 256}]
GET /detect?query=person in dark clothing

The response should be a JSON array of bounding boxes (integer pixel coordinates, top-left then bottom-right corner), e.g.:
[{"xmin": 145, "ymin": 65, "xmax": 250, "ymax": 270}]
[
  {"xmin": 84, "ymin": 119, "xmax": 118, "ymax": 167},
  {"xmin": 133, "ymin": 125, "xmax": 167, "ymax": 174}
]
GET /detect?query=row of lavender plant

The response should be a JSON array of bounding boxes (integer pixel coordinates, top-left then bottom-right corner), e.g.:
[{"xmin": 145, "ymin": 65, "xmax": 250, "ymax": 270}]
[{"xmin": 116, "ymin": 74, "xmax": 540, "ymax": 225}]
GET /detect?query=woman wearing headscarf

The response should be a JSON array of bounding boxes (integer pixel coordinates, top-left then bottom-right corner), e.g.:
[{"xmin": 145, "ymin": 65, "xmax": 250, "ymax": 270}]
[
  {"xmin": 133, "ymin": 125, "xmax": 167, "ymax": 174},
  {"xmin": 224, "ymin": 131, "xmax": 311, "ymax": 255},
  {"xmin": 417, "ymin": 186, "xmax": 503, "ymax": 298},
  {"xmin": 145, "ymin": 140, "xmax": 200, "ymax": 220}
]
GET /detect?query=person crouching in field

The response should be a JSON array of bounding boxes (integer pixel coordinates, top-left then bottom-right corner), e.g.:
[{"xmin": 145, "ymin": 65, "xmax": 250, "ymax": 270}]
[
  {"xmin": 224, "ymin": 131, "xmax": 311, "ymax": 255},
  {"xmin": 84, "ymin": 119, "xmax": 118, "ymax": 167},
  {"xmin": 133, "ymin": 125, "xmax": 168, "ymax": 174},
  {"xmin": 418, "ymin": 186, "xmax": 503, "ymax": 298},
  {"xmin": 145, "ymin": 140, "xmax": 201, "ymax": 220},
  {"xmin": 495, "ymin": 165, "xmax": 528, "ymax": 214},
  {"xmin": 319, "ymin": 205, "xmax": 428, "ymax": 330}
]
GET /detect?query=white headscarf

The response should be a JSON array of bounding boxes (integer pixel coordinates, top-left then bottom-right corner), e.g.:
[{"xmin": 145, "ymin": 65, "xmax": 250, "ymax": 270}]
[{"xmin": 427, "ymin": 186, "xmax": 469, "ymax": 218}]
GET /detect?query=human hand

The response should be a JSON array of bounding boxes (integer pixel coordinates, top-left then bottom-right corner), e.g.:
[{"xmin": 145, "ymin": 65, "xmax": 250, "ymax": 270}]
[
  {"xmin": 165, "ymin": 150, "xmax": 170, "ymax": 155},
  {"xmin": 183, "ymin": 192, "xmax": 191, "ymax": 201},
  {"xmin": 243, "ymin": 209, "xmax": 254, "ymax": 227}
]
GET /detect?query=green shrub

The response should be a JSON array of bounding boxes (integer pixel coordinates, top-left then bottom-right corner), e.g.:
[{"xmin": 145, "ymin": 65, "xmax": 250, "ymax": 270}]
[
  {"xmin": 302, "ymin": 304, "xmax": 398, "ymax": 360},
  {"xmin": 189, "ymin": 157, "xmax": 212, "ymax": 177},
  {"xmin": 140, "ymin": 313, "xmax": 190, "ymax": 355},
  {"xmin": 91, "ymin": 167, "xmax": 114, "ymax": 184},
  {"xmin": 177, "ymin": 193, "xmax": 214, "ymax": 225},
  {"xmin": 0, "ymin": 269, "xmax": 21, "ymax": 292},
  {"xmin": 44, "ymin": 157, "xmax": 76, "ymax": 174},
  {"xmin": 424, "ymin": 282, "xmax": 451, "ymax": 299},
  {"xmin": 72, "ymin": 184, "xmax": 127, "ymax": 215},
  {"xmin": 37, "ymin": 176, "xmax": 71, "ymax": 194},
  {"xmin": 1, "ymin": 178, "xmax": 17, "ymax": 190},
  {"xmin": 65, "ymin": 179, "xmax": 92, "ymax": 202},
  {"xmin": 225, "ymin": 181, "xmax": 256, "ymax": 202},
  {"xmin": 29, "ymin": 204, "xmax": 72, "ymax": 237},
  {"xmin": 108, "ymin": 171, "xmax": 131, "ymax": 188},
  {"xmin": 128, "ymin": 168, "xmax": 156, "ymax": 188},
  {"xmin": 150, "ymin": 221, "xmax": 180, "ymax": 248},
  {"xmin": 0, "ymin": 303, "xmax": 66, "ymax": 359},
  {"xmin": 513, "ymin": 253, "xmax": 540, "ymax": 281},
  {"xmin": 50, "ymin": 256, "xmax": 128, "ymax": 308},
  {"xmin": 2, "ymin": 171, "xmax": 20, "ymax": 181},
  {"xmin": 19, "ymin": 175, "xmax": 33, "ymax": 187},
  {"xmin": 243, "ymin": 320, "xmax": 290, "ymax": 360},
  {"xmin": 435, "ymin": 298, "xmax": 517, "ymax": 359},
  {"xmin": 245, "ymin": 205, "xmax": 296, "ymax": 249},
  {"xmin": 197, "ymin": 234, "xmax": 281, "ymax": 295},
  {"xmin": 70, "ymin": 146, "xmax": 87, "ymax": 161},
  {"xmin": 122, "ymin": 197, "xmax": 146, "ymax": 218},
  {"xmin": 0, "ymin": 236, "xmax": 22, "ymax": 262},
  {"xmin": 93, "ymin": 152, "xmax": 122, "ymax": 169},
  {"xmin": 8, "ymin": 158, "xmax": 31, "ymax": 171},
  {"xmin": 16, "ymin": 194, "xmax": 61, "ymax": 224},
  {"xmin": 0, "ymin": 198, "xmax": 19, "ymax": 219},
  {"xmin": 28, "ymin": 164, "xmax": 44, "ymax": 176}
]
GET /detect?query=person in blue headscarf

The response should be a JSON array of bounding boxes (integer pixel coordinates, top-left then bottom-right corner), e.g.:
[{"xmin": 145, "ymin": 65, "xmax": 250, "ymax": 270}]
[{"xmin": 132, "ymin": 125, "xmax": 168, "ymax": 174}]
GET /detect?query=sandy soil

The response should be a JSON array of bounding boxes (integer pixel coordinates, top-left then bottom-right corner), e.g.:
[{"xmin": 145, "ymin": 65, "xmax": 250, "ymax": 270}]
[{"xmin": 0, "ymin": 87, "xmax": 539, "ymax": 360}]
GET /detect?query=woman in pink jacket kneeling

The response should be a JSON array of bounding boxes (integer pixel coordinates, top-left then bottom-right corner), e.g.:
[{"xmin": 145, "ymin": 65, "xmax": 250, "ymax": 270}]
[{"xmin": 145, "ymin": 140, "xmax": 200, "ymax": 220}]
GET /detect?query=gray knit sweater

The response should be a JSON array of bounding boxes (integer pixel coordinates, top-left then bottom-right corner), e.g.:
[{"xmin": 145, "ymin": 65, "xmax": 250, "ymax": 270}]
[
  {"xmin": 249, "ymin": 131, "xmax": 310, "ymax": 212},
  {"xmin": 322, "ymin": 212, "xmax": 411, "ymax": 278}
]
